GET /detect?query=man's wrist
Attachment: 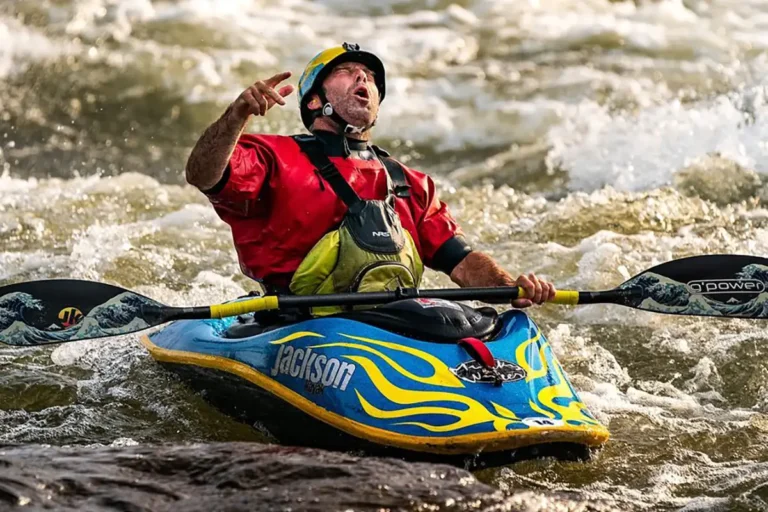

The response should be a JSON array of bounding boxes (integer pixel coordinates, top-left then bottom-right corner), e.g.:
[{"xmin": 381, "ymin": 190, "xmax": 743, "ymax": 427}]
[{"xmin": 222, "ymin": 104, "xmax": 246, "ymax": 130}]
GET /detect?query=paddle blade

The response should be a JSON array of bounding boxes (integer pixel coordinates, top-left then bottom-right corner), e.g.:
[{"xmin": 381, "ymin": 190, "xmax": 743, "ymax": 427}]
[
  {"xmin": 0, "ymin": 280, "xmax": 168, "ymax": 346},
  {"xmin": 617, "ymin": 254, "xmax": 768, "ymax": 319}
]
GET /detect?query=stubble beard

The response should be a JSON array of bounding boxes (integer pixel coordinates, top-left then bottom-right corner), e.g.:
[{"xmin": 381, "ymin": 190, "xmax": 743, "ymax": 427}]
[{"xmin": 327, "ymin": 89, "xmax": 379, "ymax": 128}]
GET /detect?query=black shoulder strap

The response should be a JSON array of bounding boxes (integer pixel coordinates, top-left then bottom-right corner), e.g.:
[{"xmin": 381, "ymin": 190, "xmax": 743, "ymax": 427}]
[
  {"xmin": 371, "ymin": 145, "xmax": 411, "ymax": 198},
  {"xmin": 293, "ymin": 135, "xmax": 362, "ymax": 209}
]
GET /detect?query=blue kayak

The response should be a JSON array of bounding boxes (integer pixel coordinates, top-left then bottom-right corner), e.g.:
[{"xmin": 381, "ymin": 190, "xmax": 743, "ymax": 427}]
[{"xmin": 141, "ymin": 298, "xmax": 608, "ymax": 463}]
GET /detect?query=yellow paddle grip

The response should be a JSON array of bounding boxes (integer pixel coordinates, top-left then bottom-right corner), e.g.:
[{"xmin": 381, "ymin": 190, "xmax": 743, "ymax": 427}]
[
  {"xmin": 209, "ymin": 296, "xmax": 280, "ymax": 318},
  {"xmin": 551, "ymin": 290, "xmax": 579, "ymax": 305},
  {"xmin": 516, "ymin": 287, "xmax": 579, "ymax": 305}
]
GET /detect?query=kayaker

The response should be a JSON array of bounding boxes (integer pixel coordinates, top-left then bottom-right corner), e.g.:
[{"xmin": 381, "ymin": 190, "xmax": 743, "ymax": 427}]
[{"xmin": 185, "ymin": 42, "xmax": 555, "ymax": 310}]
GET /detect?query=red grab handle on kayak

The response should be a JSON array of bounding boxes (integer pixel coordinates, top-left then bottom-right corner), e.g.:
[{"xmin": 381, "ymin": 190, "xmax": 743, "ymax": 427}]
[{"xmin": 458, "ymin": 337, "xmax": 495, "ymax": 369}]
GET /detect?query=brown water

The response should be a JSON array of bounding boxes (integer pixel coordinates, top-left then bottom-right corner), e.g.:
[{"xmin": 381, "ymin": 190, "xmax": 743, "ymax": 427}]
[{"xmin": 0, "ymin": 442, "xmax": 624, "ymax": 511}]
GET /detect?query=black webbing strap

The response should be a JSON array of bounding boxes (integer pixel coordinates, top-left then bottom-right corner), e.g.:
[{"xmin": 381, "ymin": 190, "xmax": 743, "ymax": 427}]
[
  {"xmin": 381, "ymin": 158, "xmax": 411, "ymax": 198},
  {"xmin": 294, "ymin": 135, "xmax": 362, "ymax": 209},
  {"xmin": 295, "ymin": 135, "xmax": 411, "ymax": 203},
  {"xmin": 371, "ymin": 144, "xmax": 411, "ymax": 199}
]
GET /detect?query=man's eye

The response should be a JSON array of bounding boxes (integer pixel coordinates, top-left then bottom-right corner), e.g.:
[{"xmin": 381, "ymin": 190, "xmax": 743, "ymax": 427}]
[{"xmin": 335, "ymin": 67, "xmax": 374, "ymax": 78}]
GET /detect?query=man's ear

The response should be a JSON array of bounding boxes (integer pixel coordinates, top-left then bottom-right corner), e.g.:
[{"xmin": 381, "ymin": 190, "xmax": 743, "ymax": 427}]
[{"xmin": 307, "ymin": 94, "xmax": 322, "ymax": 110}]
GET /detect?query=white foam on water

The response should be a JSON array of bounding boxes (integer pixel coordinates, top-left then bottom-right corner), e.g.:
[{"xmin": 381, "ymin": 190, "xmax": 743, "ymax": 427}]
[
  {"xmin": 584, "ymin": 381, "xmax": 756, "ymax": 434},
  {"xmin": 0, "ymin": 251, "xmax": 72, "ymax": 282},
  {"xmin": 50, "ymin": 337, "xmax": 121, "ymax": 368},
  {"xmin": 0, "ymin": 404, "xmax": 102, "ymax": 443},
  {"xmin": 110, "ymin": 437, "xmax": 139, "ymax": 447},
  {"xmin": 57, "ymin": 0, "xmax": 155, "ymax": 40},
  {"xmin": 152, "ymin": 204, "xmax": 219, "ymax": 229},
  {"xmin": 547, "ymin": 323, "xmax": 632, "ymax": 388},
  {"xmin": 677, "ymin": 497, "xmax": 733, "ymax": 512},
  {"xmin": 379, "ymin": 78, "xmax": 565, "ymax": 150},
  {"xmin": 649, "ymin": 456, "xmax": 768, "ymax": 508},
  {"xmin": 0, "ymin": 16, "xmax": 78, "ymax": 78},
  {"xmin": 5, "ymin": 0, "xmax": 767, "ymax": 163},
  {"xmin": 683, "ymin": 357, "xmax": 724, "ymax": 394},
  {"xmin": 550, "ymin": 88, "xmax": 768, "ymax": 192},
  {"xmin": 0, "ymin": 172, "xmax": 231, "ymax": 280}
]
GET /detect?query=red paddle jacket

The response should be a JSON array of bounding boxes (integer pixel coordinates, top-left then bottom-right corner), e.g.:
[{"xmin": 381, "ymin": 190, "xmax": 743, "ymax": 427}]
[{"xmin": 205, "ymin": 132, "xmax": 472, "ymax": 288}]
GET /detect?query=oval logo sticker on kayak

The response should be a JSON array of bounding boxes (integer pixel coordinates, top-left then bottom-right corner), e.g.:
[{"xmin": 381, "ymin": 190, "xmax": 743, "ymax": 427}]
[
  {"xmin": 451, "ymin": 359, "xmax": 526, "ymax": 384},
  {"xmin": 522, "ymin": 417, "xmax": 564, "ymax": 428}
]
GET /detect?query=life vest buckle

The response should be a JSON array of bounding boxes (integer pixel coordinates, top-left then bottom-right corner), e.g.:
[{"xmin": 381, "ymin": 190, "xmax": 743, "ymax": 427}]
[{"xmin": 394, "ymin": 184, "xmax": 411, "ymax": 198}]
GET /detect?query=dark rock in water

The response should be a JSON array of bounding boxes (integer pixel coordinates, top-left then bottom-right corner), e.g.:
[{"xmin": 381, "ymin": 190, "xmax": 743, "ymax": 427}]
[{"xmin": 0, "ymin": 442, "xmax": 619, "ymax": 511}]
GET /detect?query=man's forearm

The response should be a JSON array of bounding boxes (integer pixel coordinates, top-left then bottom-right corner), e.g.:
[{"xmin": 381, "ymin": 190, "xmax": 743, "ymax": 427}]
[
  {"xmin": 450, "ymin": 251, "xmax": 555, "ymax": 307},
  {"xmin": 449, "ymin": 251, "xmax": 515, "ymax": 288},
  {"xmin": 185, "ymin": 107, "xmax": 247, "ymax": 191}
]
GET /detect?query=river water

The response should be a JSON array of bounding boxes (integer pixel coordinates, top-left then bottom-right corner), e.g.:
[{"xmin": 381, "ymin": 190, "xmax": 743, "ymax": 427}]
[{"xmin": 2, "ymin": 0, "xmax": 768, "ymax": 510}]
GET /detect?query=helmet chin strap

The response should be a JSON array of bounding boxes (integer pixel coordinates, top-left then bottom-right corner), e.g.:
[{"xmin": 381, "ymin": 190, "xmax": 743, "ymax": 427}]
[{"xmin": 317, "ymin": 89, "xmax": 377, "ymax": 135}]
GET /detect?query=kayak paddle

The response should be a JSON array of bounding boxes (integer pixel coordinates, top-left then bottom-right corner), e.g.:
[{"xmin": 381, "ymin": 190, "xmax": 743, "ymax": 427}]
[{"xmin": 0, "ymin": 254, "xmax": 766, "ymax": 347}]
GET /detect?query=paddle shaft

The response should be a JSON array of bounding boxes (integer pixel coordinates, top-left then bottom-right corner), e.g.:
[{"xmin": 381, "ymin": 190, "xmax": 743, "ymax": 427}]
[{"xmin": 188, "ymin": 286, "xmax": 644, "ymax": 319}]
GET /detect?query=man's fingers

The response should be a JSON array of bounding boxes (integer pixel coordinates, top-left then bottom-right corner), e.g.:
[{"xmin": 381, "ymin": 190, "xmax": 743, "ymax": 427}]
[
  {"xmin": 513, "ymin": 274, "xmax": 535, "ymax": 309},
  {"xmin": 278, "ymin": 84, "xmax": 295, "ymax": 97},
  {"xmin": 236, "ymin": 73, "xmax": 294, "ymax": 118},
  {"xmin": 513, "ymin": 273, "xmax": 557, "ymax": 307},
  {"xmin": 530, "ymin": 273, "xmax": 544, "ymax": 304},
  {"xmin": 263, "ymin": 71, "xmax": 292, "ymax": 87},
  {"xmin": 245, "ymin": 83, "xmax": 266, "ymax": 114},
  {"xmin": 241, "ymin": 92, "xmax": 262, "ymax": 116},
  {"xmin": 547, "ymin": 283, "xmax": 557, "ymax": 301},
  {"xmin": 512, "ymin": 298, "xmax": 533, "ymax": 309},
  {"xmin": 252, "ymin": 91, "xmax": 268, "ymax": 115},
  {"xmin": 263, "ymin": 86, "xmax": 286, "ymax": 106},
  {"xmin": 254, "ymin": 80, "xmax": 291, "ymax": 109},
  {"xmin": 516, "ymin": 274, "xmax": 534, "ymax": 299}
]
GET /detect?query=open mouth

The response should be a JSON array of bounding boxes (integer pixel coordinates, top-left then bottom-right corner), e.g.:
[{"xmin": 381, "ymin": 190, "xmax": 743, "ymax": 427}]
[{"xmin": 353, "ymin": 86, "xmax": 370, "ymax": 101}]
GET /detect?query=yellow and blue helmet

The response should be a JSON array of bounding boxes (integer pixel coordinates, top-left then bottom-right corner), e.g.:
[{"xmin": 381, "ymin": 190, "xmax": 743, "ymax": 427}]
[{"xmin": 297, "ymin": 42, "xmax": 386, "ymax": 130}]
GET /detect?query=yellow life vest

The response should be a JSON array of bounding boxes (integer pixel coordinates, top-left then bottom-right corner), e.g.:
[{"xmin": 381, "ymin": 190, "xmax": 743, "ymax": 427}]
[{"xmin": 288, "ymin": 135, "xmax": 423, "ymax": 315}]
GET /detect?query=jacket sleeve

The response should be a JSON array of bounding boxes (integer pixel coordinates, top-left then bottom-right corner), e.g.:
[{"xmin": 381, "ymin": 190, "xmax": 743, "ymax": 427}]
[
  {"xmin": 204, "ymin": 134, "xmax": 277, "ymax": 217},
  {"xmin": 403, "ymin": 165, "xmax": 472, "ymax": 274}
]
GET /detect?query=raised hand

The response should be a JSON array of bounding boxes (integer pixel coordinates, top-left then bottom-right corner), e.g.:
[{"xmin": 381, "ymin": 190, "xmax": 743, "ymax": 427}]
[{"xmin": 229, "ymin": 71, "xmax": 295, "ymax": 120}]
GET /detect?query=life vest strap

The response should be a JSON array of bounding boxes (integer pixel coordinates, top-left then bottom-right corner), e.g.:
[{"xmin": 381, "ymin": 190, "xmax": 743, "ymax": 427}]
[
  {"xmin": 371, "ymin": 145, "xmax": 411, "ymax": 199},
  {"xmin": 295, "ymin": 136, "xmax": 363, "ymax": 209},
  {"xmin": 294, "ymin": 135, "xmax": 412, "ymax": 206}
]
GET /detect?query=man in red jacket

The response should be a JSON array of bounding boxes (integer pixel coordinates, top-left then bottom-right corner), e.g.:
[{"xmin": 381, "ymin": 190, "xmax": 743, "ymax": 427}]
[{"xmin": 186, "ymin": 43, "xmax": 555, "ymax": 309}]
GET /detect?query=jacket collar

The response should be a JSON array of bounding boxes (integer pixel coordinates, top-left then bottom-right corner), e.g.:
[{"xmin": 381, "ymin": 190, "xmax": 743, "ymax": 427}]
[{"xmin": 312, "ymin": 129, "xmax": 369, "ymax": 157}]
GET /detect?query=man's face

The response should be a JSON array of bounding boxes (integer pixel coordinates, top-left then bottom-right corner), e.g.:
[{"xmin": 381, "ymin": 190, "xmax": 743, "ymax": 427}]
[{"xmin": 309, "ymin": 61, "xmax": 380, "ymax": 129}]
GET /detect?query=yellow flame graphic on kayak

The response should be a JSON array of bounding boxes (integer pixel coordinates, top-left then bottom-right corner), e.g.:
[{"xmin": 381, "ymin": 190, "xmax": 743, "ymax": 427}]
[
  {"xmin": 307, "ymin": 333, "xmax": 519, "ymax": 433},
  {"xmin": 270, "ymin": 332, "xmax": 325, "ymax": 345},
  {"xmin": 271, "ymin": 318, "xmax": 600, "ymax": 434},
  {"xmin": 310, "ymin": 334, "xmax": 462, "ymax": 388},
  {"xmin": 516, "ymin": 330, "xmax": 548, "ymax": 382},
  {"xmin": 514, "ymin": 320, "xmax": 600, "ymax": 426},
  {"xmin": 347, "ymin": 355, "xmax": 516, "ymax": 432},
  {"xmin": 538, "ymin": 358, "xmax": 600, "ymax": 425}
]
